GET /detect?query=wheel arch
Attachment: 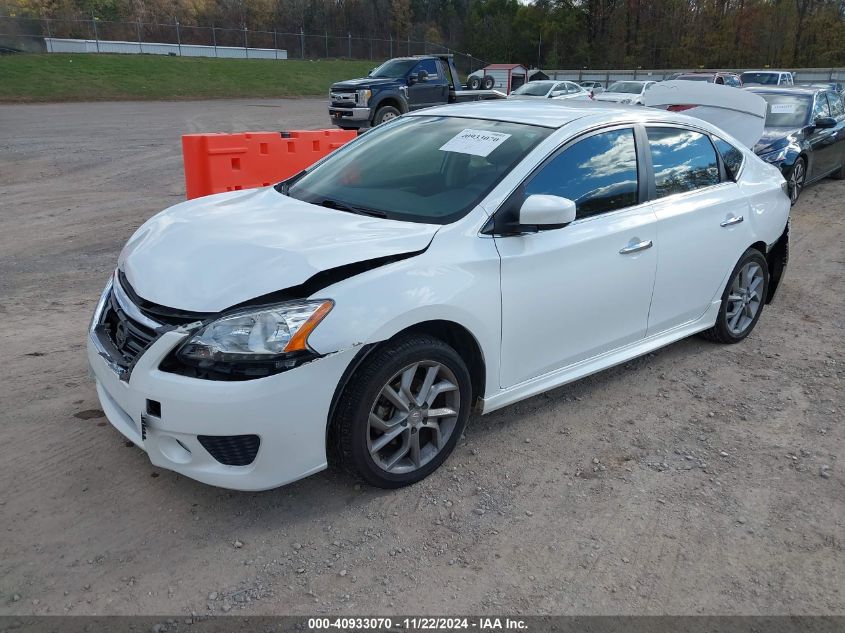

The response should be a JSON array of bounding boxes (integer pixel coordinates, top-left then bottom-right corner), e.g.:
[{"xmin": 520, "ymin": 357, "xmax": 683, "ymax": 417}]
[
  {"xmin": 324, "ymin": 319, "xmax": 487, "ymax": 459},
  {"xmin": 373, "ymin": 95, "xmax": 407, "ymax": 116}
]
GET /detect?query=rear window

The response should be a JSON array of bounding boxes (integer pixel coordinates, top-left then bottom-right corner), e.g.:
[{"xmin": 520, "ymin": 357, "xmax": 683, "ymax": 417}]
[
  {"xmin": 714, "ymin": 137, "xmax": 745, "ymax": 180},
  {"xmin": 647, "ymin": 127, "xmax": 720, "ymax": 198},
  {"xmin": 756, "ymin": 93, "xmax": 811, "ymax": 127},
  {"xmin": 676, "ymin": 75, "xmax": 713, "ymax": 82},
  {"xmin": 741, "ymin": 72, "xmax": 780, "ymax": 85}
]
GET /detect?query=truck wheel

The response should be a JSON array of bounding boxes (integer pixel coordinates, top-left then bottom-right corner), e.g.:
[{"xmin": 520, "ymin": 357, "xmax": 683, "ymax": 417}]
[
  {"xmin": 467, "ymin": 76, "xmax": 481, "ymax": 90},
  {"xmin": 482, "ymin": 75, "xmax": 495, "ymax": 90},
  {"xmin": 373, "ymin": 105, "xmax": 401, "ymax": 126}
]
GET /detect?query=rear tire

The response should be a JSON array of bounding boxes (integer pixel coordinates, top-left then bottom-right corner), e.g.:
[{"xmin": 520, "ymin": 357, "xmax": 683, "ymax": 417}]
[
  {"xmin": 482, "ymin": 75, "xmax": 495, "ymax": 90},
  {"xmin": 700, "ymin": 248, "xmax": 769, "ymax": 344},
  {"xmin": 330, "ymin": 334, "xmax": 472, "ymax": 489}
]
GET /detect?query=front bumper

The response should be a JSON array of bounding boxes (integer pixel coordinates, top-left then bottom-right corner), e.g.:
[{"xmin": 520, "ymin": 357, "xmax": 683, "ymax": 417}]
[
  {"xmin": 87, "ymin": 325, "xmax": 358, "ymax": 491},
  {"xmin": 328, "ymin": 106, "xmax": 372, "ymax": 128}
]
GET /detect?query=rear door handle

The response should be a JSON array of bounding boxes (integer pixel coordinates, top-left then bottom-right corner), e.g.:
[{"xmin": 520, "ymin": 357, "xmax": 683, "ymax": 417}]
[
  {"xmin": 720, "ymin": 215, "xmax": 744, "ymax": 227},
  {"xmin": 619, "ymin": 239, "xmax": 653, "ymax": 255}
]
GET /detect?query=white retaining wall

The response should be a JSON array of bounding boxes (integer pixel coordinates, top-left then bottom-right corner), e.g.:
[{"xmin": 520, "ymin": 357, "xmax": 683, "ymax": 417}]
[{"xmin": 45, "ymin": 37, "xmax": 288, "ymax": 59}]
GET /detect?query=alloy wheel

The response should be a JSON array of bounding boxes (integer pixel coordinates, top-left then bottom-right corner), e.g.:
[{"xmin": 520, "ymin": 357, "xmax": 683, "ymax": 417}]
[
  {"xmin": 367, "ymin": 361, "xmax": 460, "ymax": 474},
  {"xmin": 789, "ymin": 160, "xmax": 805, "ymax": 204},
  {"xmin": 725, "ymin": 262, "xmax": 764, "ymax": 336}
]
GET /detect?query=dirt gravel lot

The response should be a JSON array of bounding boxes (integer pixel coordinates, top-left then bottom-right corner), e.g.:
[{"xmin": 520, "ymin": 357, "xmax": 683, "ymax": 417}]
[{"xmin": 0, "ymin": 99, "xmax": 843, "ymax": 617}]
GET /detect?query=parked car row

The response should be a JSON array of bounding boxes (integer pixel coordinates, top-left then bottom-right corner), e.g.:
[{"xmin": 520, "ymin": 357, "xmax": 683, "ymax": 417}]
[{"xmin": 510, "ymin": 71, "xmax": 845, "ymax": 203}]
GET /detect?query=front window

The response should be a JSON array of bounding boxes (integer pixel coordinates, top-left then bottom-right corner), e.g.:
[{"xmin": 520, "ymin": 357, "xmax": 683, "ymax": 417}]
[
  {"xmin": 370, "ymin": 59, "xmax": 418, "ymax": 78},
  {"xmin": 607, "ymin": 81, "xmax": 647, "ymax": 94},
  {"xmin": 756, "ymin": 93, "xmax": 811, "ymax": 127},
  {"xmin": 740, "ymin": 72, "xmax": 780, "ymax": 85},
  {"xmin": 417, "ymin": 59, "xmax": 438, "ymax": 77},
  {"xmin": 286, "ymin": 116, "xmax": 552, "ymax": 224},
  {"xmin": 512, "ymin": 81, "xmax": 555, "ymax": 96},
  {"xmin": 525, "ymin": 128, "xmax": 639, "ymax": 219}
]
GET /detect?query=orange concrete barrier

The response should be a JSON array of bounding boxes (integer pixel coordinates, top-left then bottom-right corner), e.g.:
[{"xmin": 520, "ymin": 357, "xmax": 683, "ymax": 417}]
[{"xmin": 182, "ymin": 129, "xmax": 357, "ymax": 200}]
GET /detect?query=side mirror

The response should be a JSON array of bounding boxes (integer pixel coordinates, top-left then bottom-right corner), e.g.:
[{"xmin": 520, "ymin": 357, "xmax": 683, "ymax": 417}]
[
  {"xmin": 814, "ymin": 116, "xmax": 836, "ymax": 129},
  {"xmin": 519, "ymin": 195, "xmax": 576, "ymax": 228},
  {"xmin": 408, "ymin": 73, "xmax": 419, "ymax": 84},
  {"xmin": 550, "ymin": 90, "xmax": 564, "ymax": 97},
  {"xmin": 417, "ymin": 70, "xmax": 429, "ymax": 82}
]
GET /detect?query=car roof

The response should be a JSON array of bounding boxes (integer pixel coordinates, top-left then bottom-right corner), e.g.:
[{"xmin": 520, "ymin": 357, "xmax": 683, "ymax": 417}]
[
  {"xmin": 407, "ymin": 99, "xmax": 713, "ymax": 129},
  {"xmin": 741, "ymin": 70, "xmax": 791, "ymax": 74}
]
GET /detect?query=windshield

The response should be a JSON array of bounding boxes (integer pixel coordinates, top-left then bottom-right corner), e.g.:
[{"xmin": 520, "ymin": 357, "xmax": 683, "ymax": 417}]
[
  {"xmin": 741, "ymin": 72, "xmax": 780, "ymax": 85},
  {"xmin": 370, "ymin": 59, "xmax": 418, "ymax": 78},
  {"xmin": 512, "ymin": 81, "xmax": 555, "ymax": 96},
  {"xmin": 756, "ymin": 93, "xmax": 811, "ymax": 127},
  {"xmin": 607, "ymin": 81, "xmax": 646, "ymax": 94},
  {"xmin": 676, "ymin": 74, "xmax": 712, "ymax": 82},
  {"xmin": 286, "ymin": 116, "xmax": 552, "ymax": 224}
]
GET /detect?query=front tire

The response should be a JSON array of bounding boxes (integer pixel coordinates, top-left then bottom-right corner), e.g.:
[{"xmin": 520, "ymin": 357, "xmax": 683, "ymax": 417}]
[
  {"xmin": 372, "ymin": 105, "xmax": 401, "ymax": 126},
  {"xmin": 482, "ymin": 75, "xmax": 495, "ymax": 90},
  {"xmin": 467, "ymin": 76, "xmax": 481, "ymax": 90},
  {"xmin": 331, "ymin": 334, "xmax": 472, "ymax": 489},
  {"xmin": 700, "ymin": 248, "xmax": 769, "ymax": 344},
  {"xmin": 787, "ymin": 157, "xmax": 806, "ymax": 205}
]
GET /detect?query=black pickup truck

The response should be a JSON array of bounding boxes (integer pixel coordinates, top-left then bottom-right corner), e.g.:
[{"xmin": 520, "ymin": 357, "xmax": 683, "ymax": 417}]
[{"xmin": 328, "ymin": 54, "xmax": 504, "ymax": 130}]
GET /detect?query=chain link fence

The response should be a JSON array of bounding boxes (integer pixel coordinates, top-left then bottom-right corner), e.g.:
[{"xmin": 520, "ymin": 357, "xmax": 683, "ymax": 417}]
[{"xmin": 0, "ymin": 15, "xmax": 487, "ymax": 77}]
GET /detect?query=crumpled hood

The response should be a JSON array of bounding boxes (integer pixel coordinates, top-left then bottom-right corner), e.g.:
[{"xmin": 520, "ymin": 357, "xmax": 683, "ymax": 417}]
[
  {"xmin": 332, "ymin": 77, "xmax": 399, "ymax": 90},
  {"xmin": 118, "ymin": 188, "xmax": 439, "ymax": 313},
  {"xmin": 753, "ymin": 127, "xmax": 802, "ymax": 154}
]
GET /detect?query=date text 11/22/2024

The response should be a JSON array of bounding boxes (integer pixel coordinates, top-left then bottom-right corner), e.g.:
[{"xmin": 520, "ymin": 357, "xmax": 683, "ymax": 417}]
[{"xmin": 307, "ymin": 617, "xmax": 529, "ymax": 630}]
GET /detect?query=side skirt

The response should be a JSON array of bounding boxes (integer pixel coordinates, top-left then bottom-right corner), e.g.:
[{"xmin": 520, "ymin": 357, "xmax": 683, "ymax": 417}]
[{"xmin": 479, "ymin": 301, "xmax": 721, "ymax": 414}]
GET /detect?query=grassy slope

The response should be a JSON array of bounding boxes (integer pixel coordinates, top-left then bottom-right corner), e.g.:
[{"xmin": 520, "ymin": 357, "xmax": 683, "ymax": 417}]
[{"xmin": 0, "ymin": 54, "xmax": 377, "ymax": 102}]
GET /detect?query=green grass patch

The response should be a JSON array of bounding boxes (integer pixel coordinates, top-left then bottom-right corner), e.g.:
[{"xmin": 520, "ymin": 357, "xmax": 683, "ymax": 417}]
[{"xmin": 0, "ymin": 54, "xmax": 377, "ymax": 102}]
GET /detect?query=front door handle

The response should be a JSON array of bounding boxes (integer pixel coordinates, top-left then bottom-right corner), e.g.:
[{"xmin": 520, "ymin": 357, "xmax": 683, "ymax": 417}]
[
  {"xmin": 619, "ymin": 239, "xmax": 653, "ymax": 255},
  {"xmin": 720, "ymin": 215, "xmax": 744, "ymax": 227}
]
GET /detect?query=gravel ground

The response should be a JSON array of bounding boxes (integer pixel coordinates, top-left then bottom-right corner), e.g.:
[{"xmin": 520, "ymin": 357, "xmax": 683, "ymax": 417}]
[{"xmin": 0, "ymin": 99, "xmax": 843, "ymax": 616}]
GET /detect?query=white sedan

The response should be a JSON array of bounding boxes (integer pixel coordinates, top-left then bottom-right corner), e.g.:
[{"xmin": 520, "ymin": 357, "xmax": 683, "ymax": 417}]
[
  {"xmin": 594, "ymin": 80, "xmax": 657, "ymax": 105},
  {"xmin": 89, "ymin": 100, "xmax": 790, "ymax": 491},
  {"xmin": 508, "ymin": 80, "xmax": 591, "ymax": 101}
]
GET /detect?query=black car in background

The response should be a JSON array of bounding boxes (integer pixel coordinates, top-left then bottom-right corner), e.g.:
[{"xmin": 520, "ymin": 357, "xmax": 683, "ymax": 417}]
[{"xmin": 748, "ymin": 87, "xmax": 845, "ymax": 204}]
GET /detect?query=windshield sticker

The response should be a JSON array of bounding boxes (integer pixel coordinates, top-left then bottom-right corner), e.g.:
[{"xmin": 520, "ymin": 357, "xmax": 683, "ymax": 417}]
[
  {"xmin": 770, "ymin": 103, "xmax": 797, "ymax": 114},
  {"xmin": 439, "ymin": 129, "xmax": 512, "ymax": 157}
]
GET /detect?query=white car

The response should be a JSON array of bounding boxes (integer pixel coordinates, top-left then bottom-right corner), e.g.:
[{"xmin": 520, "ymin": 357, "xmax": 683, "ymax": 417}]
[
  {"xmin": 594, "ymin": 80, "xmax": 657, "ymax": 105},
  {"xmin": 508, "ymin": 80, "xmax": 591, "ymax": 101},
  {"xmin": 88, "ymin": 100, "xmax": 790, "ymax": 491}
]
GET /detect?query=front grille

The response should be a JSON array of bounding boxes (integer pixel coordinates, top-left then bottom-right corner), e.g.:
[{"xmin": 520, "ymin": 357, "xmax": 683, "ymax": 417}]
[
  {"xmin": 100, "ymin": 289, "xmax": 157, "ymax": 367},
  {"xmin": 198, "ymin": 434, "xmax": 260, "ymax": 466},
  {"xmin": 330, "ymin": 91, "xmax": 357, "ymax": 107}
]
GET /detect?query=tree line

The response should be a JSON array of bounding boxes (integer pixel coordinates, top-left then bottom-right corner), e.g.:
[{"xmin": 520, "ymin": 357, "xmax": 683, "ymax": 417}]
[{"xmin": 7, "ymin": 0, "xmax": 845, "ymax": 68}]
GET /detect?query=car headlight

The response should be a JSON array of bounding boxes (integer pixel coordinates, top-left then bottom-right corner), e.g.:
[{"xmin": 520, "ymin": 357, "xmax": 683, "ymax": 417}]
[
  {"xmin": 178, "ymin": 300, "xmax": 333, "ymax": 364},
  {"xmin": 356, "ymin": 89, "xmax": 372, "ymax": 105},
  {"xmin": 758, "ymin": 146, "xmax": 790, "ymax": 164}
]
